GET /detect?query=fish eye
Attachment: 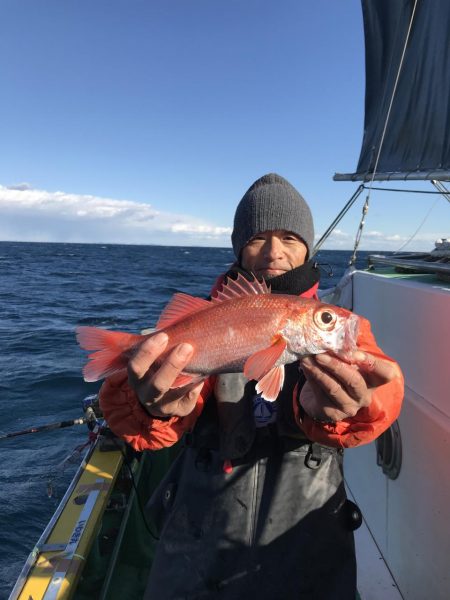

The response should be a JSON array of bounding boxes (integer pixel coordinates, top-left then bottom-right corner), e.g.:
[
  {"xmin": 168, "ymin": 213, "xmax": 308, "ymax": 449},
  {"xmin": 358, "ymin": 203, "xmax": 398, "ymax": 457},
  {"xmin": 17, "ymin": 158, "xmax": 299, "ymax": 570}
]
[{"xmin": 313, "ymin": 307, "xmax": 337, "ymax": 331}]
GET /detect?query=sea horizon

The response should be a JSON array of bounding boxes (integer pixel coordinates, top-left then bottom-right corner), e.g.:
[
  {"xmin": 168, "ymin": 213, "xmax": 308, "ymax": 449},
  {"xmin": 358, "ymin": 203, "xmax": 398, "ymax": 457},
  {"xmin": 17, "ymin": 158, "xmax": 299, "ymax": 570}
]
[{"xmin": 0, "ymin": 238, "xmax": 397, "ymax": 253}]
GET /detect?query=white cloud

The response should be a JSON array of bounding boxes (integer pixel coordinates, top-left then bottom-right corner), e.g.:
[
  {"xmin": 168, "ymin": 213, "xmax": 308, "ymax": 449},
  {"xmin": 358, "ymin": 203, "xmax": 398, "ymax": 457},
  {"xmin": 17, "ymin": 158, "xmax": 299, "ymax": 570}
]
[
  {"xmin": 0, "ymin": 184, "xmax": 232, "ymax": 246},
  {"xmin": 1, "ymin": 184, "xmax": 443, "ymax": 252},
  {"xmin": 316, "ymin": 227, "xmax": 441, "ymax": 252}
]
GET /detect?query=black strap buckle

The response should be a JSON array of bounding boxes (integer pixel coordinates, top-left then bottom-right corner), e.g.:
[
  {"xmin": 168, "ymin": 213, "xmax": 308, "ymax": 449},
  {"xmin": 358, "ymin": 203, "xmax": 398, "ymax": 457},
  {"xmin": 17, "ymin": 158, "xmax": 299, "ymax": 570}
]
[{"xmin": 305, "ymin": 443, "xmax": 323, "ymax": 469}]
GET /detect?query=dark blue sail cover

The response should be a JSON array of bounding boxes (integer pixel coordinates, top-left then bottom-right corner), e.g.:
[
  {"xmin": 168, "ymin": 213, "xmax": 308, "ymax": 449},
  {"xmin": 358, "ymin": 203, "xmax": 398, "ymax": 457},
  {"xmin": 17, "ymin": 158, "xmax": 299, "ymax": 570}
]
[{"xmin": 336, "ymin": 0, "xmax": 450, "ymax": 181}]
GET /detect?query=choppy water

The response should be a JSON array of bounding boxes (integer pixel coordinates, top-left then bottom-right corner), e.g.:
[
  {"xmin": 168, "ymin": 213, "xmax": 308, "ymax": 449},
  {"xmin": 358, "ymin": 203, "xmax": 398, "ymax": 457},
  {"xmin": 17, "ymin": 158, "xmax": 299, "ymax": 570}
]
[{"xmin": 0, "ymin": 241, "xmax": 373, "ymax": 598}]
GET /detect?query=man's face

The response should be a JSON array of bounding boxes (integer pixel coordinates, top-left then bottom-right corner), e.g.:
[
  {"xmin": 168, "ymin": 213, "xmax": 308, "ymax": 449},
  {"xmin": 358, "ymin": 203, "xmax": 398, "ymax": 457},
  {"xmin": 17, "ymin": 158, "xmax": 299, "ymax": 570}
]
[{"xmin": 240, "ymin": 230, "xmax": 308, "ymax": 278}]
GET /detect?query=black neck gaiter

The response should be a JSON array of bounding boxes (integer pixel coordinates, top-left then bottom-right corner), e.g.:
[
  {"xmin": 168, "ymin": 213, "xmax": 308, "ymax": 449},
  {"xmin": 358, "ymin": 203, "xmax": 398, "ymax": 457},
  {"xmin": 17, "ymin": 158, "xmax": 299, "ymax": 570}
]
[{"xmin": 223, "ymin": 259, "xmax": 321, "ymax": 296}]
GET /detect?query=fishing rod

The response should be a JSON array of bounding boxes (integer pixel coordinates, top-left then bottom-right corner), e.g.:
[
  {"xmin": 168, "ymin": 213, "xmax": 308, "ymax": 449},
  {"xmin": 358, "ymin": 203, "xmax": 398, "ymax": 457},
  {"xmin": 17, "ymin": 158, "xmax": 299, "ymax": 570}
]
[
  {"xmin": 0, "ymin": 417, "xmax": 88, "ymax": 440},
  {"xmin": 0, "ymin": 395, "xmax": 103, "ymax": 441}
]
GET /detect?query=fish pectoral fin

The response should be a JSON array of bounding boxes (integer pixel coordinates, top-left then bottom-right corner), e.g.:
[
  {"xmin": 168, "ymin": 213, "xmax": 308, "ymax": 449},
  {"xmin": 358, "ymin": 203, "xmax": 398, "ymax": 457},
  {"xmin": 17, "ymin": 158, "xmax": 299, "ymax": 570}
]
[
  {"xmin": 244, "ymin": 335, "xmax": 287, "ymax": 381},
  {"xmin": 255, "ymin": 365, "xmax": 285, "ymax": 402}
]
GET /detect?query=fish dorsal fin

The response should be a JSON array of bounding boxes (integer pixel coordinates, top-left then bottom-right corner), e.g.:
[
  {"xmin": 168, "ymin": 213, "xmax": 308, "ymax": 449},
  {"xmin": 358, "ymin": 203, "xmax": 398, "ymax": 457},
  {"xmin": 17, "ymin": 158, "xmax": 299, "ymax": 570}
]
[
  {"xmin": 211, "ymin": 273, "xmax": 270, "ymax": 304},
  {"xmin": 156, "ymin": 293, "xmax": 210, "ymax": 329}
]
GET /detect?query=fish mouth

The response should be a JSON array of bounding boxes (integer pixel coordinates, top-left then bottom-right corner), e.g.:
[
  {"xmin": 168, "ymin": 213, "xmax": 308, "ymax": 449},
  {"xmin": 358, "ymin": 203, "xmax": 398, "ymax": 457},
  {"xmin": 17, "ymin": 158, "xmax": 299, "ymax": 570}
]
[
  {"xmin": 343, "ymin": 313, "xmax": 360, "ymax": 353},
  {"xmin": 329, "ymin": 313, "xmax": 359, "ymax": 361}
]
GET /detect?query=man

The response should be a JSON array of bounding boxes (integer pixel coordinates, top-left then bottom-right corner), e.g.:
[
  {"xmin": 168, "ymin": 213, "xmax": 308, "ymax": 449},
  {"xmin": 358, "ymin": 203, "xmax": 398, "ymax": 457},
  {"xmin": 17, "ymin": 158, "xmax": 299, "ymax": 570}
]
[{"xmin": 100, "ymin": 173, "xmax": 403, "ymax": 599}]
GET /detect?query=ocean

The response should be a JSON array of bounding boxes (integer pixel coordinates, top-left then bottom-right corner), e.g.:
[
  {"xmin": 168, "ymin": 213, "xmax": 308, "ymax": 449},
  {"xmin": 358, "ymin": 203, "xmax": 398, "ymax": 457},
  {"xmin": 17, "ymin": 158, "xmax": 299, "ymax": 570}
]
[{"xmin": 0, "ymin": 241, "xmax": 374, "ymax": 598}]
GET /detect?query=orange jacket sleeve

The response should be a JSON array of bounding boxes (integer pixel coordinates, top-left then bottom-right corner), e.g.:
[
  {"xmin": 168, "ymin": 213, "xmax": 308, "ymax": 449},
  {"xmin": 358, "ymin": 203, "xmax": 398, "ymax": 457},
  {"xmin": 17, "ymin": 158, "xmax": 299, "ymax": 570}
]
[
  {"xmin": 99, "ymin": 373, "xmax": 213, "ymax": 452},
  {"xmin": 293, "ymin": 317, "xmax": 404, "ymax": 448}
]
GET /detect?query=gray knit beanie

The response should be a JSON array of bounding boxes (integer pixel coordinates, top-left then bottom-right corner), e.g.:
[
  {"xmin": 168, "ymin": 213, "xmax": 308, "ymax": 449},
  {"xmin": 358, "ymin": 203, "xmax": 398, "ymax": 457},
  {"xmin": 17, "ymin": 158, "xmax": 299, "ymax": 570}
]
[{"xmin": 231, "ymin": 173, "xmax": 314, "ymax": 259}]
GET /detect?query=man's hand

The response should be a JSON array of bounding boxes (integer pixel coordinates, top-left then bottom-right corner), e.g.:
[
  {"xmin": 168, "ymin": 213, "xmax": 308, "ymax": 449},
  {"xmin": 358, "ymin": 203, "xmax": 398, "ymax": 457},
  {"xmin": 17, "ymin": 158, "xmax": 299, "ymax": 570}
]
[
  {"xmin": 128, "ymin": 332, "xmax": 204, "ymax": 418},
  {"xmin": 299, "ymin": 351, "xmax": 401, "ymax": 423}
]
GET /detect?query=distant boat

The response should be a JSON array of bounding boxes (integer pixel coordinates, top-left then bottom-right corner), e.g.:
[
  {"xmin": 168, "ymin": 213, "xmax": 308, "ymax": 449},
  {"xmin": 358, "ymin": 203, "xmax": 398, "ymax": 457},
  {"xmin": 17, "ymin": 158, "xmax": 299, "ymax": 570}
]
[{"xmin": 8, "ymin": 1, "xmax": 450, "ymax": 599}]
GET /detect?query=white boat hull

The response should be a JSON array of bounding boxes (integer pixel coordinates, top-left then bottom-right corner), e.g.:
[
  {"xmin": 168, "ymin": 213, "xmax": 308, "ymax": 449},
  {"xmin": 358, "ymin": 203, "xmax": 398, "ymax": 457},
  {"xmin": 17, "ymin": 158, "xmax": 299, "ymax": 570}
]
[{"xmin": 345, "ymin": 269, "xmax": 450, "ymax": 600}]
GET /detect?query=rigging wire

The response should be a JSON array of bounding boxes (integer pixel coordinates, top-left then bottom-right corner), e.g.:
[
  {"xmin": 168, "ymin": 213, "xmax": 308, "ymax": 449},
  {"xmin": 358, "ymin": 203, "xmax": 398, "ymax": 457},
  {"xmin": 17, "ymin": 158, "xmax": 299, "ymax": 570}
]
[
  {"xmin": 393, "ymin": 196, "xmax": 441, "ymax": 253},
  {"xmin": 393, "ymin": 180, "xmax": 450, "ymax": 253},
  {"xmin": 432, "ymin": 179, "xmax": 450, "ymax": 203},
  {"xmin": 349, "ymin": 0, "xmax": 420, "ymax": 265},
  {"xmin": 312, "ymin": 185, "xmax": 364, "ymax": 255},
  {"xmin": 363, "ymin": 185, "xmax": 445, "ymax": 194}
]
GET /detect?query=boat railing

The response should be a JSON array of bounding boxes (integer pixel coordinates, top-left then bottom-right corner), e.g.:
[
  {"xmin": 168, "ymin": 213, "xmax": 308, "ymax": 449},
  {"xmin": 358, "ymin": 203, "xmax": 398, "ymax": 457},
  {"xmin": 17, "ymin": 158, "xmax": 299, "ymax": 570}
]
[
  {"xmin": 8, "ymin": 440, "xmax": 98, "ymax": 600},
  {"xmin": 368, "ymin": 253, "xmax": 450, "ymax": 277}
]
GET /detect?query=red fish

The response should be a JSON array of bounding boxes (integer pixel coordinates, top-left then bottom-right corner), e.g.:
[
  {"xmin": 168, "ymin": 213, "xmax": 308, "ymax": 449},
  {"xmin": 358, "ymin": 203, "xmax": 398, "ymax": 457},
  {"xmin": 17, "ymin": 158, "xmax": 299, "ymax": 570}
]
[{"xmin": 76, "ymin": 275, "xmax": 359, "ymax": 401}]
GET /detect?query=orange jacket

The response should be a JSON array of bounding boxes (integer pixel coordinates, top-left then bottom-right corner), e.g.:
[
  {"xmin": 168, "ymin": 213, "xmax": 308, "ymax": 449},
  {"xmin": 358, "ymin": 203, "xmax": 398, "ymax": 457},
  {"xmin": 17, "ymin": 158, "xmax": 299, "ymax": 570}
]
[{"xmin": 99, "ymin": 316, "xmax": 403, "ymax": 452}]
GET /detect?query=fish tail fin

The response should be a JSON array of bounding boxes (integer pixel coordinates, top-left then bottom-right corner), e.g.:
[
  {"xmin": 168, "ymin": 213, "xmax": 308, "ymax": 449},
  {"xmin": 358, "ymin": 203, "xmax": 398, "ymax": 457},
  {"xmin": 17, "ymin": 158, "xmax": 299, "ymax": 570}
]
[{"xmin": 76, "ymin": 326, "xmax": 144, "ymax": 382}]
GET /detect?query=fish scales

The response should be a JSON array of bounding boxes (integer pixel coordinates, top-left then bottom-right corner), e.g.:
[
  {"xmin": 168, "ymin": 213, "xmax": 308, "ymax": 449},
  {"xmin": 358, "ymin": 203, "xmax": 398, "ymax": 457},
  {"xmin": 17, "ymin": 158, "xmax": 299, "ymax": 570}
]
[
  {"xmin": 76, "ymin": 274, "xmax": 359, "ymax": 401},
  {"xmin": 160, "ymin": 294, "xmax": 296, "ymax": 373}
]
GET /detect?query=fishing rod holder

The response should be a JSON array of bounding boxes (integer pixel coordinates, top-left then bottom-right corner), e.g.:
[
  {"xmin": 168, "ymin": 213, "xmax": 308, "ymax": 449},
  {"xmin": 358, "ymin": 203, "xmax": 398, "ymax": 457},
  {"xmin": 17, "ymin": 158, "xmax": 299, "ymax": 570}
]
[{"xmin": 82, "ymin": 394, "xmax": 103, "ymax": 430}]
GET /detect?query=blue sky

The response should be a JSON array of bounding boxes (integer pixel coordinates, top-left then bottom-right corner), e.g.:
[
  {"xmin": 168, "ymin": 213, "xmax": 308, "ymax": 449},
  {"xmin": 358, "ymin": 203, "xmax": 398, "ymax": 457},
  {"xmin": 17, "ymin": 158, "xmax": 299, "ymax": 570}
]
[{"xmin": 0, "ymin": 0, "xmax": 447, "ymax": 250}]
